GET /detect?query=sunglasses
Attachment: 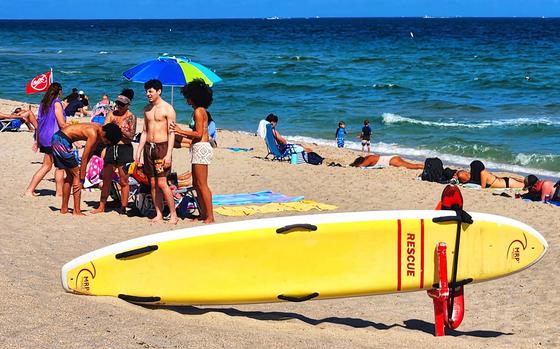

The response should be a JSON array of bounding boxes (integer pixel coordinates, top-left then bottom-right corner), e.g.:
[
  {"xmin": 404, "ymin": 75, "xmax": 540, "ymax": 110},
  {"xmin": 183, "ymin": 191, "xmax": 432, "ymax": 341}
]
[{"xmin": 115, "ymin": 101, "xmax": 128, "ymax": 107}]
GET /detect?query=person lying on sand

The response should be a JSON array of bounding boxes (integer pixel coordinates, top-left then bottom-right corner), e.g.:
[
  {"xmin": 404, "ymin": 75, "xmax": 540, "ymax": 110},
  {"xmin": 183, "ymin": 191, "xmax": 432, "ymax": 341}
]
[
  {"xmin": 523, "ymin": 175, "xmax": 559, "ymax": 201},
  {"xmin": 349, "ymin": 154, "xmax": 424, "ymax": 169},
  {"xmin": 455, "ymin": 160, "xmax": 524, "ymax": 188}
]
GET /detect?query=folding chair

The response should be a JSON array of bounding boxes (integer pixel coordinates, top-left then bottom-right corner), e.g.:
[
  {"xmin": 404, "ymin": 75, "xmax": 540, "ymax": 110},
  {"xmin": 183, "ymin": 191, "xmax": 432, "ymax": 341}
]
[{"xmin": 264, "ymin": 123, "xmax": 296, "ymax": 161}]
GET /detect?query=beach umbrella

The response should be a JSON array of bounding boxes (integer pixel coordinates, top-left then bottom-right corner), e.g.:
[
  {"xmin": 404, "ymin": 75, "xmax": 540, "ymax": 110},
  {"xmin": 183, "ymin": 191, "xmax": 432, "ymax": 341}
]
[{"xmin": 122, "ymin": 56, "xmax": 222, "ymax": 104}]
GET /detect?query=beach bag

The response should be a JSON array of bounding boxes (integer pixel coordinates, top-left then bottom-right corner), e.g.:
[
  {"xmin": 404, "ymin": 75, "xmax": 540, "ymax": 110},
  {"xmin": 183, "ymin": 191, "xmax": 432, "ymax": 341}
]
[
  {"xmin": 302, "ymin": 151, "xmax": 324, "ymax": 165},
  {"xmin": 553, "ymin": 181, "xmax": 560, "ymax": 201},
  {"xmin": 421, "ymin": 157, "xmax": 444, "ymax": 182},
  {"xmin": 84, "ymin": 155, "xmax": 104, "ymax": 188},
  {"xmin": 134, "ymin": 186, "xmax": 154, "ymax": 217}
]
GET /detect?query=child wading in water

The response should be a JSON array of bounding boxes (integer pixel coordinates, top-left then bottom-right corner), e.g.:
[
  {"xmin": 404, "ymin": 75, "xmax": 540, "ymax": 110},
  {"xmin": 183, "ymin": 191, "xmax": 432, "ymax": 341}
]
[
  {"xmin": 360, "ymin": 119, "xmax": 372, "ymax": 153},
  {"xmin": 170, "ymin": 79, "xmax": 215, "ymax": 223},
  {"xmin": 335, "ymin": 121, "xmax": 346, "ymax": 148}
]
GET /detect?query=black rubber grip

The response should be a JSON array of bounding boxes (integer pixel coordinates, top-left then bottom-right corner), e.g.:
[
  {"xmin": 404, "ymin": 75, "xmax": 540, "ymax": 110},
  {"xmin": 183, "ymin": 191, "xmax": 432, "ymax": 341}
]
[
  {"xmin": 118, "ymin": 294, "xmax": 161, "ymax": 303},
  {"xmin": 432, "ymin": 278, "xmax": 473, "ymax": 289},
  {"xmin": 115, "ymin": 245, "xmax": 158, "ymax": 259},
  {"xmin": 278, "ymin": 292, "xmax": 319, "ymax": 302},
  {"xmin": 432, "ymin": 215, "xmax": 461, "ymax": 223},
  {"xmin": 276, "ymin": 224, "xmax": 318, "ymax": 234}
]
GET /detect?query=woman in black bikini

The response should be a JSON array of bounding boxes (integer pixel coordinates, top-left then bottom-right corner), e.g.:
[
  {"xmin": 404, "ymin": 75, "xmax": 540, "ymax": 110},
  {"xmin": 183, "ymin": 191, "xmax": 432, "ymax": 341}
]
[{"xmin": 457, "ymin": 160, "xmax": 524, "ymax": 188}]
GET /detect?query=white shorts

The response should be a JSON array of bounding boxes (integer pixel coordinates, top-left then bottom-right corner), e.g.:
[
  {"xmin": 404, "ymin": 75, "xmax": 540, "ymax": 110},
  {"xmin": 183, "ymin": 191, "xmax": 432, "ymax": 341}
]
[
  {"xmin": 191, "ymin": 142, "xmax": 213, "ymax": 165},
  {"xmin": 377, "ymin": 155, "xmax": 395, "ymax": 168}
]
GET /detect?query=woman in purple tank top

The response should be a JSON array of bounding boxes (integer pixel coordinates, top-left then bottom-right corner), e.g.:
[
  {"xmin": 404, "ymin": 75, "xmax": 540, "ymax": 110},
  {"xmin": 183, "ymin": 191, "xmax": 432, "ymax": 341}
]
[{"xmin": 24, "ymin": 82, "xmax": 67, "ymax": 197}]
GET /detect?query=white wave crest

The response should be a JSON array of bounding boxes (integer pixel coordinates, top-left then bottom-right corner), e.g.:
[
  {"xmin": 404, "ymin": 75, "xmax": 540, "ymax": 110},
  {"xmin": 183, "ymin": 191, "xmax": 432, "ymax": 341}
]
[
  {"xmin": 98, "ymin": 51, "xmax": 109, "ymax": 54},
  {"xmin": 381, "ymin": 112, "xmax": 560, "ymax": 128},
  {"xmin": 59, "ymin": 70, "xmax": 82, "ymax": 75}
]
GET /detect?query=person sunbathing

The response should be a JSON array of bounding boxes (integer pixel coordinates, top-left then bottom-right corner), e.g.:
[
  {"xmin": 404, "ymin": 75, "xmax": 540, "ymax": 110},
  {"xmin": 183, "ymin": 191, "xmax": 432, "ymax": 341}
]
[
  {"xmin": 269, "ymin": 116, "xmax": 312, "ymax": 153},
  {"xmin": 457, "ymin": 160, "xmax": 524, "ymax": 188},
  {"xmin": 523, "ymin": 175, "xmax": 559, "ymax": 201},
  {"xmin": 0, "ymin": 106, "xmax": 36, "ymax": 131},
  {"xmin": 349, "ymin": 154, "xmax": 424, "ymax": 169}
]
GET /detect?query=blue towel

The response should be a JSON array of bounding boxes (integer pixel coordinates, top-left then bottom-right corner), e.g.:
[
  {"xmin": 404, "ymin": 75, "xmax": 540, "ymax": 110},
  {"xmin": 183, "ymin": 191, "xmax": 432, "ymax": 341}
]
[
  {"xmin": 213, "ymin": 191, "xmax": 304, "ymax": 206},
  {"xmin": 226, "ymin": 147, "xmax": 253, "ymax": 152}
]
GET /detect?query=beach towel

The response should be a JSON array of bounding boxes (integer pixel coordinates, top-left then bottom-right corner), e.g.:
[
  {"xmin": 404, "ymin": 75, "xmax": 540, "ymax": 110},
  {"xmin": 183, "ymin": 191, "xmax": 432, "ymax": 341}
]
[
  {"xmin": 212, "ymin": 191, "xmax": 304, "ymax": 206},
  {"xmin": 215, "ymin": 200, "xmax": 337, "ymax": 216},
  {"xmin": 226, "ymin": 147, "xmax": 253, "ymax": 152},
  {"xmin": 360, "ymin": 164, "xmax": 387, "ymax": 169},
  {"xmin": 460, "ymin": 183, "xmax": 482, "ymax": 189}
]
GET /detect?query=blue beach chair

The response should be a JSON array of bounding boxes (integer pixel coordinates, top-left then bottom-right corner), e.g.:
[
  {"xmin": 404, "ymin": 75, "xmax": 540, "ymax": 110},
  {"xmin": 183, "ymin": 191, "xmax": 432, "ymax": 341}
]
[
  {"xmin": 264, "ymin": 123, "xmax": 296, "ymax": 161},
  {"xmin": 0, "ymin": 119, "xmax": 22, "ymax": 132}
]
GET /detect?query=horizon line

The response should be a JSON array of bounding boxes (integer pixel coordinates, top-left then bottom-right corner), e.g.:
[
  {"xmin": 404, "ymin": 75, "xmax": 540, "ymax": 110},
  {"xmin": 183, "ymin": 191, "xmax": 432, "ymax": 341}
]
[{"xmin": 0, "ymin": 16, "xmax": 558, "ymax": 21}]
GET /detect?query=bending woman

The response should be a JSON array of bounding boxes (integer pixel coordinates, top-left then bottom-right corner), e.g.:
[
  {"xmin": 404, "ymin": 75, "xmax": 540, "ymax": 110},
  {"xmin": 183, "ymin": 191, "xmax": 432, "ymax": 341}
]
[{"xmin": 349, "ymin": 154, "xmax": 424, "ymax": 169}]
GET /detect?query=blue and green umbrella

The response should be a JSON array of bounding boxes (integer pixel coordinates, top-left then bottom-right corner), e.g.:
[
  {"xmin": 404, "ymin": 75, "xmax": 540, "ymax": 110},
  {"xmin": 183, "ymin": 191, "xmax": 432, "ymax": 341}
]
[{"xmin": 122, "ymin": 56, "xmax": 222, "ymax": 103}]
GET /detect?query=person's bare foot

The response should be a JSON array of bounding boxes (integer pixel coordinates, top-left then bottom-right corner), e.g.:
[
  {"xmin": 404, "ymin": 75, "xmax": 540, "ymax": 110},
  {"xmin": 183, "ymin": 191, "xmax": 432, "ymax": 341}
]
[
  {"xmin": 73, "ymin": 212, "xmax": 86, "ymax": 217},
  {"xmin": 23, "ymin": 191, "xmax": 39, "ymax": 197},
  {"xmin": 60, "ymin": 208, "xmax": 69, "ymax": 214},
  {"xmin": 203, "ymin": 218, "xmax": 215, "ymax": 224},
  {"xmin": 167, "ymin": 215, "xmax": 179, "ymax": 225},
  {"xmin": 149, "ymin": 216, "xmax": 163, "ymax": 223},
  {"xmin": 90, "ymin": 207, "xmax": 105, "ymax": 214}
]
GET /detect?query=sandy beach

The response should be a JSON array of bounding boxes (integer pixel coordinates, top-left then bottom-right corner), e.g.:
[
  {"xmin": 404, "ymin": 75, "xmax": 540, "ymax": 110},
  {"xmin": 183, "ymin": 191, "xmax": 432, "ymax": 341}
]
[{"xmin": 0, "ymin": 97, "xmax": 558, "ymax": 348}]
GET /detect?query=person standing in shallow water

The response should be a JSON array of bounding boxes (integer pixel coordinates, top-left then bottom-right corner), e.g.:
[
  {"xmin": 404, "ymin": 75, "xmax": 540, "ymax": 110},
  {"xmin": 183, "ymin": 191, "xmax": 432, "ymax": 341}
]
[
  {"xmin": 171, "ymin": 79, "xmax": 215, "ymax": 224},
  {"xmin": 24, "ymin": 82, "xmax": 66, "ymax": 197}
]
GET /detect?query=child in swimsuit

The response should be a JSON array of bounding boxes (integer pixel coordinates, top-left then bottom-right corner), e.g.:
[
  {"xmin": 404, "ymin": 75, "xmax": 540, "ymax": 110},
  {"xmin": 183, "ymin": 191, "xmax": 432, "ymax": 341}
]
[
  {"xmin": 170, "ymin": 79, "xmax": 215, "ymax": 224},
  {"xmin": 335, "ymin": 121, "xmax": 346, "ymax": 148}
]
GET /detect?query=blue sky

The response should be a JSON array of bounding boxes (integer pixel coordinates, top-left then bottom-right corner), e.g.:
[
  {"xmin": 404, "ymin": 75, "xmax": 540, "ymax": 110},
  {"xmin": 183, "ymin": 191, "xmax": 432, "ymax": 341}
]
[{"xmin": 1, "ymin": 0, "xmax": 560, "ymax": 19}]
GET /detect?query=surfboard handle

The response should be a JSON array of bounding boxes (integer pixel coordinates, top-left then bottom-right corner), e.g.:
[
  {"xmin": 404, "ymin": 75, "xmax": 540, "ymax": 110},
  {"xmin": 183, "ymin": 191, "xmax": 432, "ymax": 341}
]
[
  {"xmin": 277, "ymin": 292, "xmax": 319, "ymax": 302},
  {"xmin": 276, "ymin": 224, "xmax": 318, "ymax": 234},
  {"xmin": 118, "ymin": 294, "xmax": 161, "ymax": 303},
  {"xmin": 115, "ymin": 245, "xmax": 159, "ymax": 259}
]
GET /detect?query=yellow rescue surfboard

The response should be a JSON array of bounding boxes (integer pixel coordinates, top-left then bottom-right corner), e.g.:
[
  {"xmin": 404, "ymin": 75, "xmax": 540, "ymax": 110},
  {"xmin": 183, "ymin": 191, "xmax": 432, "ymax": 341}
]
[{"xmin": 61, "ymin": 211, "xmax": 547, "ymax": 305}]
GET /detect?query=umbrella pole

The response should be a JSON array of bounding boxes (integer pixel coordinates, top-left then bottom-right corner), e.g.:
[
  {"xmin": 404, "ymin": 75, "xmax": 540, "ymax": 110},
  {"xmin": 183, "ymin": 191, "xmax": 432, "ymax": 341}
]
[{"xmin": 171, "ymin": 86, "xmax": 174, "ymax": 105}]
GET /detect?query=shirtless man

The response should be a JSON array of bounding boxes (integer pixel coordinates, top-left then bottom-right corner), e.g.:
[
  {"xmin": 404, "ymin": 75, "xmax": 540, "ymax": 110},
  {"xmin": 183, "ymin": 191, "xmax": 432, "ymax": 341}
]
[
  {"xmin": 349, "ymin": 154, "xmax": 424, "ymax": 169},
  {"xmin": 51, "ymin": 122, "xmax": 122, "ymax": 215},
  {"xmin": 134, "ymin": 79, "xmax": 178, "ymax": 224}
]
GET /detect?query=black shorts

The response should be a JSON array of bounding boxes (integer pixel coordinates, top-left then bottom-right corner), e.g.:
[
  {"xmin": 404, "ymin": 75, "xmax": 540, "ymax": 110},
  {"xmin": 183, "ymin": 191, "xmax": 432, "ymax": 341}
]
[
  {"xmin": 39, "ymin": 145, "xmax": 52, "ymax": 154},
  {"xmin": 104, "ymin": 143, "xmax": 134, "ymax": 166}
]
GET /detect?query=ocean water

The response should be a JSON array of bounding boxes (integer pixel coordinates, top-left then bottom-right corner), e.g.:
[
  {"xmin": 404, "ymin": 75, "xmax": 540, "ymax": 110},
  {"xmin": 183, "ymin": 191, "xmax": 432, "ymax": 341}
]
[{"xmin": 0, "ymin": 18, "xmax": 559, "ymax": 176}]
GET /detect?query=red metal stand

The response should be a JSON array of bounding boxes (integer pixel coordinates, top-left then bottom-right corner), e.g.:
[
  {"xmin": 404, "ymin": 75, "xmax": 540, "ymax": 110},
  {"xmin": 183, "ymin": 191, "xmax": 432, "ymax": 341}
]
[
  {"xmin": 427, "ymin": 243, "xmax": 465, "ymax": 336},
  {"xmin": 428, "ymin": 185, "xmax": 469, "ymax": 336}
]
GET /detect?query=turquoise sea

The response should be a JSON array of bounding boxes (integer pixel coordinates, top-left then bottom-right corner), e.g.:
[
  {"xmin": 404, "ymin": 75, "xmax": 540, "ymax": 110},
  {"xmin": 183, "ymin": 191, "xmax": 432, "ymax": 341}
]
[{"xmin": 0, "ymin": 18, "xmax": 559, "ymax": 176}]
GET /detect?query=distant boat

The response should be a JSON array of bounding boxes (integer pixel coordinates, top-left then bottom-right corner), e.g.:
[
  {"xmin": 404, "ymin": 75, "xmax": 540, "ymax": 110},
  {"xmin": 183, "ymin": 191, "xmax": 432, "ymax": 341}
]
[{"xmin": 266, "ymin": 16, "xmax": 280, "ymax": 20}]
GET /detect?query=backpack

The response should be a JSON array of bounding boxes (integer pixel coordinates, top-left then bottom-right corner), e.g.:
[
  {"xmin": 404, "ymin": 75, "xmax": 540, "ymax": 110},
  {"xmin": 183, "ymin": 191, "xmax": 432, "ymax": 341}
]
[
  {"xmin": 421, "ymin": 157, "xmax": 444, "ymax": 182},
  {"xmin": 302, "ymin": 151, "xmax": 324, "ymax": 165}
]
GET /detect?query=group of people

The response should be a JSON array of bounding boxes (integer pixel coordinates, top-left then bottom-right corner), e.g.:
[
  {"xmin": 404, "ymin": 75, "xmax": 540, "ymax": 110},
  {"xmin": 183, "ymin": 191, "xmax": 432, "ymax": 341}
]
[
  {"xmin": 454, "ymin": 160, "xmax": 559, "ymax": 202},
  {"xmin": 23, "ymin": 78, "xmax": 217, "ymax": 224}
]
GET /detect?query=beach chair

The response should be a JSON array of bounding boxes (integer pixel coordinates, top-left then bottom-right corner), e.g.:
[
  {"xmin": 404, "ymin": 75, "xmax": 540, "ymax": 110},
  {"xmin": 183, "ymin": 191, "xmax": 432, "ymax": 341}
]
[
  {"xmin": 264, "ymin": 123, "xmax": 296, "ymax": 161},
  {"xmin": 0, "ymin": 119, "xmax": 22, "ymax": 132}
]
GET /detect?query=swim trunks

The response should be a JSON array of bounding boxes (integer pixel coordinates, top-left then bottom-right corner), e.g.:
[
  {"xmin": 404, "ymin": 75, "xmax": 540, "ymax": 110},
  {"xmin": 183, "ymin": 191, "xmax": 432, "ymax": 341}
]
[
  {"xmin": 377, "ymin": 155, "xmax": 395, "ymax": 168},
  {"xmin": 191, "ymin": 142, "xmax": 213, "ymax": 165},
  {"xmin": 143, "ymin": 141, "xmax": 170, "ymax": 178},
  {"xmin": 104, "ymin": 143, "xmax": 134, "ymax": 166},
  {"xmin": 361, "ymin": 140, "xmax": 370, "ymax": 146},
  {"xmin": 52, "ymin": 131, "xmax": 80, "ymax": 169},
  {"xmin": 39, "ymin": 145, "xmax": 52, "ymax": 154}
]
